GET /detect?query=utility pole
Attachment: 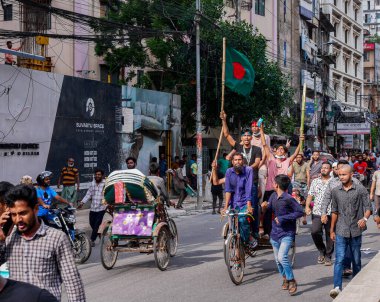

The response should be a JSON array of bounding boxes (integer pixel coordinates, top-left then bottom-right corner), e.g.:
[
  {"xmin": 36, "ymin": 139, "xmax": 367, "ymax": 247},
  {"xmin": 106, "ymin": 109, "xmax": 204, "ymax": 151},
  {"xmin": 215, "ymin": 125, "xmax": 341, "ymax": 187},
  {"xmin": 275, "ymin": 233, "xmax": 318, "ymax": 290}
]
[
  {"xmin": 195, "ymin": 0, "xmax": 202, "ymax": 210},
  {"xmin": 235, "ymin": 0, "xmax": 241, "ymax": 22}
]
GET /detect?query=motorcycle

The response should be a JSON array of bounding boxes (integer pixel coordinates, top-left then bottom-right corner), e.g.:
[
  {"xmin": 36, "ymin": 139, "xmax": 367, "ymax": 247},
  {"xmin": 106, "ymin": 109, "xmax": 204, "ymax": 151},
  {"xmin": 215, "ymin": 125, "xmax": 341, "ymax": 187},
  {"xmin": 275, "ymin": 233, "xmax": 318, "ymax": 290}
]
[{"xmin": 46, "ymin": 206, "xmax": 92, "ymax": 264}]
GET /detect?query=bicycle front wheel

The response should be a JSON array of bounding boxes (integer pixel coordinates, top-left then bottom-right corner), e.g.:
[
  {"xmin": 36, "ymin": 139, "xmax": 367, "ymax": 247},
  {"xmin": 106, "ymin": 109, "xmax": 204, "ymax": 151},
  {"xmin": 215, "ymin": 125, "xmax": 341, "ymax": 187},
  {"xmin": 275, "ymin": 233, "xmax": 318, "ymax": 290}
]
[{"xmin": 226, "ymin": 234, "xmax": 245, "ymax": 285}]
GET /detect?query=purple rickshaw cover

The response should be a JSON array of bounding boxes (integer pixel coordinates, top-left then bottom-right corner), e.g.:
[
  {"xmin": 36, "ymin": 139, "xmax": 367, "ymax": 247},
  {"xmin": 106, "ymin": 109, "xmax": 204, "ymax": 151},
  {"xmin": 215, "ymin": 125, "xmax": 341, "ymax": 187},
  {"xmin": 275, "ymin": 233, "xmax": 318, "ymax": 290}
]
[{"xmin": 112, "ymin": 208, "xmax": 155, "ymax": 236}]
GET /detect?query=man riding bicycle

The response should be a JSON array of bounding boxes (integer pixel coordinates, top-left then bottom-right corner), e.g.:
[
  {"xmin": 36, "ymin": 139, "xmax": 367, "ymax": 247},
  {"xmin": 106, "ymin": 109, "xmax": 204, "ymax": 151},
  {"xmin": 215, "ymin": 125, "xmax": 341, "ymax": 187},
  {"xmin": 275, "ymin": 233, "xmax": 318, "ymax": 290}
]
[{"xmin": 221, "ymin": 153, "xmax": 257, "ymax": 249}]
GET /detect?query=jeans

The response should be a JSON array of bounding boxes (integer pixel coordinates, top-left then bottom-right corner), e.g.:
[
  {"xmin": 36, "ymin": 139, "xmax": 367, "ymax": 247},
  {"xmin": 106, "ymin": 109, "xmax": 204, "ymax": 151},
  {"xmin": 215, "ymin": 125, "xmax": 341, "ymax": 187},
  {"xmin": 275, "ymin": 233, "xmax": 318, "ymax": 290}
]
[
  {"xmin": 89, "ymin": 210, "xmax": 106, "ymax": 242},
  {"xmin": 311, "ymin": 215, "xmax": 334, "ymax": 259},
  {"xmin": 333, "ymin": 235, "xmax": 362, "ymax": 289},
  {"xmin": 236, "ymin": 205, "xmax": 251, "ymax": 244},
  {"xmin": 251, "ymin": 183, "xmax": 259, "ymax": 237},
  {"xmin": 270, "ymin": 236, "xmax": 295, "ymax": 280}
]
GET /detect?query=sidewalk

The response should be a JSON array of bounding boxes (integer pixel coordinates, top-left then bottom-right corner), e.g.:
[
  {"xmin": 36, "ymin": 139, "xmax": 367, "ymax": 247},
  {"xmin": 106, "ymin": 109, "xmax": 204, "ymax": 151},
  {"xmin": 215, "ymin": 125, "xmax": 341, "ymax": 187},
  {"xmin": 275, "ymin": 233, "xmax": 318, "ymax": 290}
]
[
  {"xmin": 335, "ymin": 252, "xmax": 380, "ymax": 302},
  {"xmin": 75, "ymin": 196, "xmax": 212, "ymax": 232}
]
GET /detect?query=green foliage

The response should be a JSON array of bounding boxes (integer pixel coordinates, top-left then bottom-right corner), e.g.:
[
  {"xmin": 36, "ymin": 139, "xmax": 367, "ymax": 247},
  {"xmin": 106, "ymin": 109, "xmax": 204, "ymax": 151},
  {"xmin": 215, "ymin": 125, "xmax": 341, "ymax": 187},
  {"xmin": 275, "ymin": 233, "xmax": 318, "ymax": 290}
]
[{"xmin": 92, "ymin": 0, "xmax": 294, "ymax": 133}]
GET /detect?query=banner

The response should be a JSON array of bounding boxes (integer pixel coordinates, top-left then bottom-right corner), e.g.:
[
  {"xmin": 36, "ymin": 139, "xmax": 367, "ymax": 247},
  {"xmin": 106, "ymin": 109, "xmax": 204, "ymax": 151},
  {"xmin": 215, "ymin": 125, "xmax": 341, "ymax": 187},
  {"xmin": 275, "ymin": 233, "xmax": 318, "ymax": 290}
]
[
  {"xmin": 337, "ymin": 122, "xmax": 370, "ymax": 135},
  {"xmin": 341, "ymin": 135, "xmax": 354, "ymax": 148}
]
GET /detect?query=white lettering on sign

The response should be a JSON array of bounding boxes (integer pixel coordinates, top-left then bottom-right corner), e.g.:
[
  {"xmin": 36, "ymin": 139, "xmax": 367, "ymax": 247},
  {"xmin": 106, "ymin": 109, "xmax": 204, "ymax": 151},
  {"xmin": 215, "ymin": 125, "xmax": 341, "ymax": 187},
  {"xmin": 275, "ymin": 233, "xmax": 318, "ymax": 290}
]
[{"xmin": 76, "ymin": 123, "xmax": 104, "ymax": 129}]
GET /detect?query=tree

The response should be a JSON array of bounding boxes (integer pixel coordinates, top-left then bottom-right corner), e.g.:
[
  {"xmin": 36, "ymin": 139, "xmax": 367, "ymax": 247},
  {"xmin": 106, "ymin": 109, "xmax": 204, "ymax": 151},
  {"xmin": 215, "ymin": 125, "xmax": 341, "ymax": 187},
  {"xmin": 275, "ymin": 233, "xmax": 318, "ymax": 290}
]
[{"xmin": 92, "ymin": 0, "xmax": 295, "ymax": 136}]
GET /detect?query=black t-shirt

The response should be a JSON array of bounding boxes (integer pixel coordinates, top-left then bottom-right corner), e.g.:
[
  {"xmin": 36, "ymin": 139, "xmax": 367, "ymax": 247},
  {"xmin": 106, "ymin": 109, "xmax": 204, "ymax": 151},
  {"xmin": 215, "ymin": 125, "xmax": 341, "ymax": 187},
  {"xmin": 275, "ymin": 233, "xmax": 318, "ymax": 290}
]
[
  {"xmin": 0, "ymin": 279, "xmax": 58, "ymax": 302},
  {"xmin": 233, "ymin": 142, "xmax": 262, "ymax": 184}
]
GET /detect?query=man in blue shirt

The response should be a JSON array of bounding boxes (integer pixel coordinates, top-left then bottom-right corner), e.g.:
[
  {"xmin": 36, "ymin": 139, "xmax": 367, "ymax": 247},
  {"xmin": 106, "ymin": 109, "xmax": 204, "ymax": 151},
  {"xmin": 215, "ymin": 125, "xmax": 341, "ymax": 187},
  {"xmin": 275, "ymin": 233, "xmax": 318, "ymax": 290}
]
[
  {"xmin": 36, "ymin": 171, "xmax": 71, "ymax": 224},
  {"xmin": 221, "ymin": 153, "xmax": 257, "ymax": 248},
  {"xmin": 262, "ymin": 174, "xmax": 303, "ymax": 296}
]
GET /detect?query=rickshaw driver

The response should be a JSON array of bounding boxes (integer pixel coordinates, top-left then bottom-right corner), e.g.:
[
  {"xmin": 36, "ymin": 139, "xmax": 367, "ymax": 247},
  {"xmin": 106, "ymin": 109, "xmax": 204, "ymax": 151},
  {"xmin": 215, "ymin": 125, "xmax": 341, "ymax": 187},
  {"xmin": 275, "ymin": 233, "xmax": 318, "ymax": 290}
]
[{"xmin": 221, "ymin": 153, "xmax": 258, "ymax": 249}]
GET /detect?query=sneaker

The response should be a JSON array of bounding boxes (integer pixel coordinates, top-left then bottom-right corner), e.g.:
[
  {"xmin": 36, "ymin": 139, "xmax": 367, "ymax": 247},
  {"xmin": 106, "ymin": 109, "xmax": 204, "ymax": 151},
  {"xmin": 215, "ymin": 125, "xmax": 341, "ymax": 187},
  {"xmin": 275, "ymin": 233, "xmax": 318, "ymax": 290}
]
[
  {"xmin": 91, "ymin": 241, "xmax": 95, "ymax": 247},
  {"xmin": 329, "ymin": 287, "xmax": 341, "ymax": 299},
  {"xmin": 324, "ymin": 258, "xmax": 332, "ymax": 266}
]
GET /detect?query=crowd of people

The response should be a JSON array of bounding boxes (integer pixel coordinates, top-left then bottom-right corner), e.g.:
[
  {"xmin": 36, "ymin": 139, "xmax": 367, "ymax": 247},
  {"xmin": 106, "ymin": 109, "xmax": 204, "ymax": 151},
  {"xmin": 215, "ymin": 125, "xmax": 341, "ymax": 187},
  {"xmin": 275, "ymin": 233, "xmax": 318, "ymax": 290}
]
[
  {"xmin": 0, "ymin": 115, "xmax": 379, "ymax": 300},
  {"xmin": 209, "ymin": 111, "xmax": 379, "ymax": 298}
]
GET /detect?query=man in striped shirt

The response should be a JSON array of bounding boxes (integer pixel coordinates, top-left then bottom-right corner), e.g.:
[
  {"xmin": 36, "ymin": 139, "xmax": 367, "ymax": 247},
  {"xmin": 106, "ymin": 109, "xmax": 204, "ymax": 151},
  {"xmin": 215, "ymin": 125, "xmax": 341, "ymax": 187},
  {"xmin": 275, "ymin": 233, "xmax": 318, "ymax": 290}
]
[
  {"xmin": 78, "ymin": 169, "xmax": 106, "ymax": 246},
  {"xmin": 57, "ymin": 158, "xmax": 80, "ymax": 206},
  {"xmin": 0, "ymin": 185, "xmax": 86, "ymax": 302}
]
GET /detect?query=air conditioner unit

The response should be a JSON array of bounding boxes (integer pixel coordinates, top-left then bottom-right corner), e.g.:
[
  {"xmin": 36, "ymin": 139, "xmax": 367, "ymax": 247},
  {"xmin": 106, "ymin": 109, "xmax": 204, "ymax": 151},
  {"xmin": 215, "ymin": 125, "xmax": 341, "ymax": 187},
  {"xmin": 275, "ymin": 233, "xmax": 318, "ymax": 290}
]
[{"xmin": 371, "ymin": 25, "xmax": 376, "ymax": 29}]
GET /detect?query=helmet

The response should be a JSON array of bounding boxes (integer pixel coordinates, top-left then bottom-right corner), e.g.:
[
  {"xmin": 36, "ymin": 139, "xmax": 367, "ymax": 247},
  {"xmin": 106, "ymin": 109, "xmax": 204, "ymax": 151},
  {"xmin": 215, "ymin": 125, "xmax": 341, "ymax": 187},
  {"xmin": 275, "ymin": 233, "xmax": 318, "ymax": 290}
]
[{"xmin": 36, "ymin": 171, "xmax": 53, "ymax": 186}]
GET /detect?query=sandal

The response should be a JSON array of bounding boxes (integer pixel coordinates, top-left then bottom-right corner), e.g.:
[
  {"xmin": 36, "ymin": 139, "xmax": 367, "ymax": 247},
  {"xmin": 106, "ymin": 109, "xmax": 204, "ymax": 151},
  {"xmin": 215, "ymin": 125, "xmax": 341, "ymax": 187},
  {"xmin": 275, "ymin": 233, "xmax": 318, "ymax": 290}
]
[
  {"xmin": 282, "ymin": 278, "xmax": 289, "ymax": 290},
  {"xmin": 288, "ymin": 279, "xmax": 297, "ymax": 296},
  {"xmin": 317, "ymin": 255, "xmax": 325, "ymax": 264}
]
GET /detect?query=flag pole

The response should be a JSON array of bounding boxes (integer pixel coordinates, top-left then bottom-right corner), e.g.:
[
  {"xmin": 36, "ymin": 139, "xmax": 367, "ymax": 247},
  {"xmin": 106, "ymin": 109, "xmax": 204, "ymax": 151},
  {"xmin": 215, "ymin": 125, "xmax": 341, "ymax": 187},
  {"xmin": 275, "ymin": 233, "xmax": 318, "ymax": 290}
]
[
  {"xmin": 300, "ymin": 83, "xmax": 307, "ymax": 151},
  {"xmin": 213, "ymin": 37, "xmax": 226, "ymax": 166}
]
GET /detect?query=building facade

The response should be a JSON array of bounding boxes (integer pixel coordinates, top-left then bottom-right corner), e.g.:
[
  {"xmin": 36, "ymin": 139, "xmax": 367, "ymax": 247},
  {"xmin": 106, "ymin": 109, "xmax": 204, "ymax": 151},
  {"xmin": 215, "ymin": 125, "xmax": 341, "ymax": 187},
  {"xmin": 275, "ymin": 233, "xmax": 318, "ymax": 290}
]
[
  {"xmin": 322, "ymin": 0, "xmax": 363, "ymax": 110},
  {"xmin": 0, "ymin": 0, "xmax": 114, "ymax": 82}
]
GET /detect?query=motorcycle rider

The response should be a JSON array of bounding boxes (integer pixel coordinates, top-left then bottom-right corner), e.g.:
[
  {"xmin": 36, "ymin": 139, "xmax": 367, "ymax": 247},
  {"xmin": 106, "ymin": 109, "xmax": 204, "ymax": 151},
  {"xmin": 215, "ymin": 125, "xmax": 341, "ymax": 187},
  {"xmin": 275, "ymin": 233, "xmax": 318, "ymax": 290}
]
[{"xmin": 36, "ymin": 171, "xmax": 71, "ymax": 225}]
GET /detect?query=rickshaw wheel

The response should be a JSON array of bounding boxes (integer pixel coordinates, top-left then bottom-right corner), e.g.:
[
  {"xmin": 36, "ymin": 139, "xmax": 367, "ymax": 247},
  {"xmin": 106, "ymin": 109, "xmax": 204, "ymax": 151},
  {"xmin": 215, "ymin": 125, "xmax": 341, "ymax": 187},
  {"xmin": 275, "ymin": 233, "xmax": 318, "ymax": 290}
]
[
  {"xmin": 100, "ymin": 225, "xmax": 118, "ymax": 270},
  {"xmin": 153, "ymin": 225, "xmax": 170, "ymax": 271},
  {"xmin": 168, "ymin": 219, "xmax": 178, "ymax": 257}
]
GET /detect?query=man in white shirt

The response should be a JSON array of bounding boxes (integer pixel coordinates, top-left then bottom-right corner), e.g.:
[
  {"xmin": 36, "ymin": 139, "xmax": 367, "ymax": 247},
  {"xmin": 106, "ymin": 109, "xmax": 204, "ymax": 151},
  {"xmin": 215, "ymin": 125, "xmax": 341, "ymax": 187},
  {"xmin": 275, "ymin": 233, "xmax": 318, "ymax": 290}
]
[{"xmin": 79, "ymin": 168, "xmax": 106, "ymax": 246}]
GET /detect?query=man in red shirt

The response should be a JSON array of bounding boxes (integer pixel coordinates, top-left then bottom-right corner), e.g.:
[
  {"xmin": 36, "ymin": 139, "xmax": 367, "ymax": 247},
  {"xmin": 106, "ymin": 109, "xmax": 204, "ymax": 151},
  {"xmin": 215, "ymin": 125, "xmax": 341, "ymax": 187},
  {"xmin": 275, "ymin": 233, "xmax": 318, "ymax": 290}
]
[{"xmin": 353, "ymin": 154, "xmax": 367, "ymax": 185}]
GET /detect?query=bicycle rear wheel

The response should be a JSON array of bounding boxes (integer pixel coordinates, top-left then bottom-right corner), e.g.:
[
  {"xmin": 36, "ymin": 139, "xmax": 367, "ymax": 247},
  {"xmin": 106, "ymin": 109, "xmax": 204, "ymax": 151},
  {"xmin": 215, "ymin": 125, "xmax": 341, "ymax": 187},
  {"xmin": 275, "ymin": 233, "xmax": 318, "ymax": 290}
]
[{"xmin": 226, "ymin": 234, "xmax": 245, "ymax": 285}]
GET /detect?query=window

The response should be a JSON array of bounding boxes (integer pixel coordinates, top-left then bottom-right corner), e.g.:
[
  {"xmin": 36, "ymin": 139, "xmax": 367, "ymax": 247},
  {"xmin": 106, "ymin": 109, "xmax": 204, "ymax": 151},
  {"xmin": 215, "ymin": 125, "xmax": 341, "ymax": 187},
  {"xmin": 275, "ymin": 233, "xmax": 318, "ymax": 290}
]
[
  {"xmin": 355, "ymin": 90, "xmax": 358, "ymax": 105},
  {"xmin": 354, "ymin": 9, "xmax": 357, "ymax": 21},
  {"xmin": 334, "ymin": 0, "xmax": 337, "ymax": 6},
  {"xmin": 334, "ymin": 83, "xmax": 338, "ymax": 99},
  {"xmin": 355, "ymin": 63, "xmax": 358, "ymax": 76},
  {"xmin": 345, "ymin": 30, "xmax": 349, "ymax": 43},
  {"xmin": 345, "ymin": 87, "xmax": 348, "ymax": 102},
  {"xmin": 334, "ymin": 23, "xmax": 337, "ymax": 37},
  {"xmin": 368, "ymin": 1, "xmax": 371, "ymax": 10},
  {"xmin": 3, "ymin": 4, "xmax": 12, "ymax": 21},
  {"xmin": 355, "ymin": 36, "xmax": 358, "ymax": 49},
  {"xmin": 284, "ymin": 42, "xmax": 287, "ymax": 67},
  {"xmin": 255, "ymin": 0, "xmax": 265, "ymax": 16},
  {"xmin": 364, "ymin": 52, "xmax": 370, "ymax": 61},
  {"xmin": 364, "ymin": 68, "xmax": 370, "ymax": 80},
  {"xmin": 345, "ymin": 58, "xmax": 348, "ymax": 73},
  {"xmin": 377, "ymin": 0, "xmax": 380, "ymax": 5},
  {"xmin": 345, "ymin": 1, "xmax": 348, "ymax": 13},
  {"xmin": 377, "ymin": 12, "xmax": 380, "ymax": 19},
  {"xmin": 284, "ymin": 0, "xmax": 286, "ymax": 22},
  {"xmin": 365, "ymin": 14, "xmax": 369, "ymax": 23}
]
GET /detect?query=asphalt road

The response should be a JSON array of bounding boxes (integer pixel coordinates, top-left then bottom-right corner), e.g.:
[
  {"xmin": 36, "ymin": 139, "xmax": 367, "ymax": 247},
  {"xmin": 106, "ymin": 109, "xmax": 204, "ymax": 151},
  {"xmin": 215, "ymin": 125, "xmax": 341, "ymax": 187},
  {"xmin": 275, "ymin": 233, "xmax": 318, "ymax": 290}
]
[{"xmin": 63, "ymin": 213, "xmax": 380, "ymax": 302}]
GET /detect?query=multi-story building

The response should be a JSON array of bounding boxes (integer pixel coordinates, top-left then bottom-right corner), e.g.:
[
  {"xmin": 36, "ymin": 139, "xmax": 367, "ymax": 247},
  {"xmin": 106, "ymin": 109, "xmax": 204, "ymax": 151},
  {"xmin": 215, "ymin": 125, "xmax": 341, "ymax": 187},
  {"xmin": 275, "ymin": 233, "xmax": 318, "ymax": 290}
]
[
  {"xmin": 322, "ymin": 0, "xmax": 363, "ymax": 110},
  {"xmin": 0, "ymin": 0, "xmax": 116, "ymax": 82},
  {"xmin": 363, "ymin": 41, "xmax": 380, "ymax": 112},
  {"xmin": 363, "ymin": 0, "xmax": 380, "ymax": 36},
  {"xmin": 224, "ymin": 0, "xmax": 278, "ymax": 58}
]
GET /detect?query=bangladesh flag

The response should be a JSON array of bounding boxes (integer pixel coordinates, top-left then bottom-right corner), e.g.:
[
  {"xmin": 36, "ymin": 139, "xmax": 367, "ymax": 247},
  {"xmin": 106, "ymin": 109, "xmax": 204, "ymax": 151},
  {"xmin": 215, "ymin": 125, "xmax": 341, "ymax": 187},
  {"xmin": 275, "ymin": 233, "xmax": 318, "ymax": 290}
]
[{"xmin": 225, "ymin": 47, "xmax": 255, "ymax": 97}]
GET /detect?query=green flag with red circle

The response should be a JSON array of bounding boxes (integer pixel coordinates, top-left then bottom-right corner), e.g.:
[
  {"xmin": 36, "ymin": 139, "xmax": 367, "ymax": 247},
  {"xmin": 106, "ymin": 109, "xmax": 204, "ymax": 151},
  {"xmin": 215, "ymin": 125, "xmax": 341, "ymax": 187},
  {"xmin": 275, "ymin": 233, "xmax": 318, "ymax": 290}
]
[{"xmin": 225, "ymin": 47, "xmax": 255, "ymax": 97}]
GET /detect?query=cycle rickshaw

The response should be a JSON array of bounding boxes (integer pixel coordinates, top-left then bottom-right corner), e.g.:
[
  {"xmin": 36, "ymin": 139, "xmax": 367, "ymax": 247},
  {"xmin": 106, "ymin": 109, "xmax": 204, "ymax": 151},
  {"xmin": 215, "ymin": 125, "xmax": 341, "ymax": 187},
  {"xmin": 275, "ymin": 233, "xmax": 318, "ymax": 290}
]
[{"xmin": 100, "ymin": 169, "xmax": 178, "ymax": 271}]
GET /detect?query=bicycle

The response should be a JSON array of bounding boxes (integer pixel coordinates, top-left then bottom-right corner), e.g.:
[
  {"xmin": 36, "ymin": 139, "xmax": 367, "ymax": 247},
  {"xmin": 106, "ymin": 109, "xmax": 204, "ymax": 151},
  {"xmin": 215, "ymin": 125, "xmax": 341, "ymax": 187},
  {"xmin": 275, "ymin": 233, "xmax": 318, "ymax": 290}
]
[{"xmin": 222, "ymin": 209, "xmax": 255, "ymax": 285}]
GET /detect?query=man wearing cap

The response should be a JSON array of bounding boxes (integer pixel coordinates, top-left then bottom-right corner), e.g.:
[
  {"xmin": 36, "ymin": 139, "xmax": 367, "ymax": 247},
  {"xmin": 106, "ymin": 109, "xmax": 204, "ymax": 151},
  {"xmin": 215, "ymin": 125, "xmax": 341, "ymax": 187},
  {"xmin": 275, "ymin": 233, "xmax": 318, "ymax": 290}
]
[{"xmin": 220, "ymin": 111, "xmax": 262, "ymax": 237}]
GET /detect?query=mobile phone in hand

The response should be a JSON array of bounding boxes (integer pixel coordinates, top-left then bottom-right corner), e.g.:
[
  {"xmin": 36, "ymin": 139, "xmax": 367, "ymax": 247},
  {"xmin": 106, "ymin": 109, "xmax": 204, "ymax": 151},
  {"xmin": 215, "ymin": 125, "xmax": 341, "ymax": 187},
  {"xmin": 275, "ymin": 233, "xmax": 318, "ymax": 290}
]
[{"xmin": 2, "ymin": 216, "xmax": 13, "ymax": 236}]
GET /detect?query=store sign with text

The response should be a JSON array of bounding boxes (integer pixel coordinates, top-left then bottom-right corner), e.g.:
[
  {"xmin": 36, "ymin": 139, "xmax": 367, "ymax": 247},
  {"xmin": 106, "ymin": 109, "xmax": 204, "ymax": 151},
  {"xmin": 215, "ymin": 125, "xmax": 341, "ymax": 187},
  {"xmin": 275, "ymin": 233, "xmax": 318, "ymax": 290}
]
[{"xmin": 337, "ymin": 122, "xmax": 371, "ymax": 135}]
